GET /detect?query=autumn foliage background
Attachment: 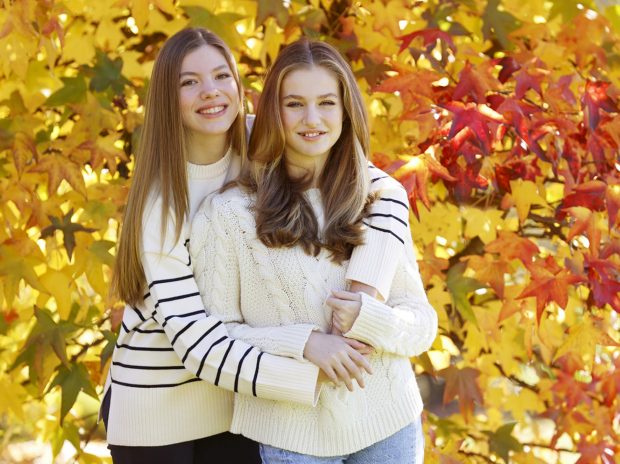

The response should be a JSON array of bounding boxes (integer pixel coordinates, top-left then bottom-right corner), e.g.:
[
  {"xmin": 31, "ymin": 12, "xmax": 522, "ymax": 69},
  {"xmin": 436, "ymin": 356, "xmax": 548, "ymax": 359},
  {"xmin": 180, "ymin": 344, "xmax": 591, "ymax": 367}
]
[{"xmin": 1, "ymin": 0, "xmax": 619, "ymax": 462}]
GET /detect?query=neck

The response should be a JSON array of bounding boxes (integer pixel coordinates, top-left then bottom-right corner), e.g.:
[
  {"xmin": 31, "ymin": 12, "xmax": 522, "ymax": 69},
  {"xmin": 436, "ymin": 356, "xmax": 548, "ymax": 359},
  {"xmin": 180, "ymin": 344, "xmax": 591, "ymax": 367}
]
[
  {"xmin": 187, "ymin": 132, "xmax": 229, "ymax": 165},
  {"xmin": 284, "ymin": 155, "xmax": 327, "ymax": 188}
]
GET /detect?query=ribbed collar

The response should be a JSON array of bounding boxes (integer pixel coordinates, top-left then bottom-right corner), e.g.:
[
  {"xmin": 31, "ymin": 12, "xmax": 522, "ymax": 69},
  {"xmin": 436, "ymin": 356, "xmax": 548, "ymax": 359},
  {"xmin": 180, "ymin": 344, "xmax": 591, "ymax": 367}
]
[{"xmin": 186, "ymin": 146, "xmax": 233, "ymax": 179}]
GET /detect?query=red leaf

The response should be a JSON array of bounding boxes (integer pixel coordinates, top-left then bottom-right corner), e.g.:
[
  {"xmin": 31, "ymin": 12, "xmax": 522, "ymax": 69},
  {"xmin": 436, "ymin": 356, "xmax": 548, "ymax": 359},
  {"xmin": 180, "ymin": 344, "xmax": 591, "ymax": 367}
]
[
  {"xmin": 439, "ymin": 366, "xmax": 483, "ymax": 422},
  {"xmin": 452, "ymin": 61, "xmax": 500, "ymax": 103},
  {"xmin": 443, "ymin": 101, "xmax": 505, "ymax": 154},
  {"xmin": 397, "ymin": 28, "xmax": 456, "ymax": 54},
  {"xmin": 514, "ymin": 69, "xmax": 545, "ymax": 99},
  {"xmin": 497, "ymin": 56, "xmax": 520, "ymax": 83},
  {"xmin": 585, "ymin": 257, "xmax": 620, "ymax": 313},
  {"xmin": 582, "ymin": 81, "xmax": 618, "ymax": 130},
  {"xmin": 562, "ymin": 180, "xmax": 607, "ymax": 211},
  {"xmin": 485, "ymin": 231, "xmax": 539, "ymax": 264},
  {"xmin": 606, "ymin": 184, "xmax": 620, "ymax": 229},
  {"xmin": 518, "ymin": 256, "xmax": 584, "ymax": 323}
]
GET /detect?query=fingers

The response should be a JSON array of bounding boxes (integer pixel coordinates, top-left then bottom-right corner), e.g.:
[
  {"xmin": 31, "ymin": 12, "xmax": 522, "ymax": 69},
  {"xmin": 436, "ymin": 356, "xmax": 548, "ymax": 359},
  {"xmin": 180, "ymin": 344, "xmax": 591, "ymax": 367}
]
[
  {"xmin": 331, "ymin": 290, "xmax": 361, "ymax": 301},
  {"xmin": 331, "ymin": 359, "xmax": 354, "ymax": 391},
  {"xmin": 340, "ymin": 354, "xmax": 366, "ymax": 389}
]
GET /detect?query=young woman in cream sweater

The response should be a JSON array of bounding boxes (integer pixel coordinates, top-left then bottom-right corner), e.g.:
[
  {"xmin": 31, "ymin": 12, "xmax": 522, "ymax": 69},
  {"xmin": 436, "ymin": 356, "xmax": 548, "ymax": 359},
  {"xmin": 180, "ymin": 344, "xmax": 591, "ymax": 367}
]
[{"xmin": 191, "ymin": 39, "xmax": 437, "ymax": 463}]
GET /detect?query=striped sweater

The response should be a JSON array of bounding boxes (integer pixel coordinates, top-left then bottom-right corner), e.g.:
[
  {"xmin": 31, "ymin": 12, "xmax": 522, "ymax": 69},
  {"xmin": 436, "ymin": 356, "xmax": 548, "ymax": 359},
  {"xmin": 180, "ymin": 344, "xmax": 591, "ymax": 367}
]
[{"xmin": 103, "ymin": 148, "xmax": 410, "ymax": 446}]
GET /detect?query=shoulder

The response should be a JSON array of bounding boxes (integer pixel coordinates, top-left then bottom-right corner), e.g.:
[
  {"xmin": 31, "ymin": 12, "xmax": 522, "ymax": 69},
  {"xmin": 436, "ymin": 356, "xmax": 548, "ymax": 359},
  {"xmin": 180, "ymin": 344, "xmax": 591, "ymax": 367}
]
[
  {"xmin": 367, "ymin": 162, "xmax": 409, "ymax": 205},
  {"xmin": 193, "ymin": 186, "xmax": 253, "ymax": 230}
]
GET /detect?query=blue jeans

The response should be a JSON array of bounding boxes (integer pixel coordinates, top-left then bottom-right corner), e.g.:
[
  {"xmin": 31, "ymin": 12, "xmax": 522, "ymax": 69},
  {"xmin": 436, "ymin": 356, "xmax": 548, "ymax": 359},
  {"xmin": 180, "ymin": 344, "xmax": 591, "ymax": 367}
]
[{"xmin": 259, "ymin": 416, "xmax": 424, "ymax": 463}]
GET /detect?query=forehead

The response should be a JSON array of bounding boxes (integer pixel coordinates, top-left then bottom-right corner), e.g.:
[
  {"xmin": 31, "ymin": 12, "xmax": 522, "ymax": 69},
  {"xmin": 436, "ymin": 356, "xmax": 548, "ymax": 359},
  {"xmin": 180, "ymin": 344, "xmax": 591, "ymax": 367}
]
[
  {"xmin": 281, "ymin": 66, "xmax": 339, "ymax": 97},
  {"xmin": 180, "ymin": 44, "xmax": 230, "ymax": 73}
]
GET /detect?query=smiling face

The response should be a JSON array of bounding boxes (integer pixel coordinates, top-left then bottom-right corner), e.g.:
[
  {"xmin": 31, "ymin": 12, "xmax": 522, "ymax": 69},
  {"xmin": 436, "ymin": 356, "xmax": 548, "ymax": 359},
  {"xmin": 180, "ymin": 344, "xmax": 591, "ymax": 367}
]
[
  {"xmin": 280, "ymin": 65, "xmax": 344, "ymax": 176},
  {"xmin": 179, "ymin": 45, "xmax": 240, "ymax": 146}
]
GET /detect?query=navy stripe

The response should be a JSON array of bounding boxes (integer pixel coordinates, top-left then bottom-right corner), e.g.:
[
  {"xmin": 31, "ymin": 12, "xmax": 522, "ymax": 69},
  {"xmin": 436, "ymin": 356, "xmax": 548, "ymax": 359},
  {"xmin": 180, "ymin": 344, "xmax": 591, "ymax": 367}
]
[
  {"xmin": 112, "ymin": 361, "xmax": 185, "ymax": 370},
  {"xmin": 214, "ymin": 340, "xmax": 235, "ymax": 386},
  {"xmin": 131, "ymin": 306, "xmax": 146, "ymax": 322},
  {"xmin": 235, "ymin": 347, "xmax": 254, "ymax": 393},
  {"xmin": 197, "ymin": 336, "xmax": 227, "ymax": 377},
  {"xmin": 163, "ymin": 310, "xmax": 205, "ymax": 329},
  {"xmin": 252, "ymin": 352, "xmax": 265, "ymax": 397},
  {"xmin": 362, "ymin": 221, "xmax": 405, "ymax": 244},
  {"xmin": 379, "ymin": 197, "xmax": 409, "ymax": 210},
  {"xmin": 122, "ymin": 321, "xmax": 165, "ymax": 334},
  {"xmin": 368, "ymin": 212, "xmax": 408, "ymax": 227},
  {"xmin": 158, "ymin": 291, "xmax": 200, "ymax": 304},
  {"xmin": 184, "ymin": 239, "xmax": 190, "ymax": 246},
  {"xmin": 171, "ymin": 319, "xmax": 198, "ymax": 346},
  {"xmin": 148, "ymin": 274, "xmax": 193, "ymax": 289},
  {"xmin": 143, "ymin": 292, "xmax": 151, "ymax": 300},
  {"xmin": 115, "ymin": 343, "xmax": 174, "ymax": 352},
  {"xmin": 371, "ymin": 175, "xmax": 389, "ymax": 183},
  {"xmin": 111, "ymin": 377, "xmax": 200, "ymax": 389},
  {"xmin": 181, "ymin": 320, "xmax": 223, "ymax": 363}
]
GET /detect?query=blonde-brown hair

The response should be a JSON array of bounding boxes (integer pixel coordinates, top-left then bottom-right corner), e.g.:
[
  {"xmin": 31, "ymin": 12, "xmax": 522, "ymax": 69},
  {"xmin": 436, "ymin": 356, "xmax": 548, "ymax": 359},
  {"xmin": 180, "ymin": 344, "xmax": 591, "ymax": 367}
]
[
  {"xmin": 241, "ymin": 39, "xmax": 371, "ymax": 262},
  {"xmin": 113, "ymin": 28, "xmax": 246, "ymax": 305}
]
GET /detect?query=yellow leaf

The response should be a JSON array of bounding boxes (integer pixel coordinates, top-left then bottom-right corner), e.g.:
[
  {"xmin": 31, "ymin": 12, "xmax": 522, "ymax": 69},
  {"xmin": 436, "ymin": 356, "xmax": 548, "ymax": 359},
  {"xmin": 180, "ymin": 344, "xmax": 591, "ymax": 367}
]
[
  {"xmin": 509, "ymin": 179, "xmax": 547, "ymax": 223},
  {"xmin": 131, "ymin": 0, "xmax": 151, "ymax": 31},
  {"xmin": 0, "ymin": 377, "xmax": 26, "ymax": 419},
  {"xmin": 463, "ymin": 206, "xmax": 504, "ymax": 243},
  {"xmin": 40, "ymin": 269, "xmax": 74, "ymax": 319}
]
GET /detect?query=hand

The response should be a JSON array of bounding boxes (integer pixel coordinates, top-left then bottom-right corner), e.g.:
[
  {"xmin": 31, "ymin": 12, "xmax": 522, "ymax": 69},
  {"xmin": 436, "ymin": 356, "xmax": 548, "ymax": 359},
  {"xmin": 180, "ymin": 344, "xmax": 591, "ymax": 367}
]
[
  {"xmin": 326, "ymin": 290, "xmax": 362, "ymax": 334},
  {"xmin": 303, "ymin": 332, "xmax": 373, "ymax": 391}
]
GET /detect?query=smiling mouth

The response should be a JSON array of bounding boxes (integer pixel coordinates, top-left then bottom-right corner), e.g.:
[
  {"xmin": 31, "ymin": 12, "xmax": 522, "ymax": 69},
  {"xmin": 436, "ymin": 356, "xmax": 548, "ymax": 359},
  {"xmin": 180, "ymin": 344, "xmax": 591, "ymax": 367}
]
[
  {"xmin": 298, "ymin": 131, "xmax": 327, "ymax": 139},
  {"xmin": 197, "ymin": 105, "xmax": 227, "ymax": 116}
]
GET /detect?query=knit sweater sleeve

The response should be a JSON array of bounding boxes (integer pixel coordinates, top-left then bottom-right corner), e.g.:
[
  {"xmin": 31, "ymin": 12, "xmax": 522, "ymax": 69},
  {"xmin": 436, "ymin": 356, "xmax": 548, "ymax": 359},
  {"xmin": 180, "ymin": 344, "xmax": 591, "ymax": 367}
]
[
  {"xmin": 345, "ymin": 164, "xmax": 410, "ymax": 300},
  {"xmin": 344, "ymin": 219, "xmax": 438, "ymax": 357},
  {"xmin": 141, "ymin": 192, "xmax": 319, "ymax": 405},
  {"xmin": 191, "ymin": 194, "xmax": 318, "ymax": 362}
]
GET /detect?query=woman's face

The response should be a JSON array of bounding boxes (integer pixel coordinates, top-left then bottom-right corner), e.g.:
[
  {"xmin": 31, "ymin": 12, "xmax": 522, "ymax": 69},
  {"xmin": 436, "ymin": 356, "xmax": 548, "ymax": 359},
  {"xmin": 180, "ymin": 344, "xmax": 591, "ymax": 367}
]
[
  {"xmin": 280, "ymin": 65, "xmax": 343, "ymax": 172},
  {"xmin": 179, "ymin": 45, "xmax": 240, "ymax": 140}
]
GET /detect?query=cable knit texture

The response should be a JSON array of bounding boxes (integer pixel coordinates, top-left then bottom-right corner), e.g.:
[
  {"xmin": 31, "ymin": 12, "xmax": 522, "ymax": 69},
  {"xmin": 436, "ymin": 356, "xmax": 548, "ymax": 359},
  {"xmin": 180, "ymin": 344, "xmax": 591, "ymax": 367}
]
[{"xmin": 191, "ymin": 186, "xmax": 438, "ymax": 457}]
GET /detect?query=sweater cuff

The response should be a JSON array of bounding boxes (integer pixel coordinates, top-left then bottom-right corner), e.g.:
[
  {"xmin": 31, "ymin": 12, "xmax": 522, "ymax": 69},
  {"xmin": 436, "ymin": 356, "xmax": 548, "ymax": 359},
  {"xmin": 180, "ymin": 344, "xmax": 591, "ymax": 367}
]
[
  {"xmin": 345, "ymin": 227, "xmax": 402, "ymax": 300},
  {"xmin": 275, "ymin": 324, "xmax": 320, "ymax": 361},
  {"xmin": 344, "ymin": 292, "xmax": 395, "ymax": 348},
  {"xmin": 255, "ymin": 356, "xmax": 321, "ymax": 407}
]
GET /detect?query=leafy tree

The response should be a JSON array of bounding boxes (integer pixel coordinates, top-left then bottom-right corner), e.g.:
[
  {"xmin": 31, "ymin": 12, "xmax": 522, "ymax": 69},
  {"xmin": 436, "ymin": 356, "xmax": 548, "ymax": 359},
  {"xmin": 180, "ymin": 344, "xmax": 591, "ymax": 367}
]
[{"xmin": 0, "ymin": 1, "xmax": 618, "ymax": 462}]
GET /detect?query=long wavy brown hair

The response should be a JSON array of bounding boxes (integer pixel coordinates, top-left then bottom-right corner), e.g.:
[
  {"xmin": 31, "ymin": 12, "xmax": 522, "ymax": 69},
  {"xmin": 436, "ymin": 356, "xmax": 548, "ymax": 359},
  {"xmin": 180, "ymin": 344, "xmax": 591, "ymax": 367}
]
[
  {"xmin": 113, "ymin": 28, "xmax": 246, "ymax": 305},
  {"xmin": 240, "ymin": 39, "xmax": 371, "ymax": 263}
]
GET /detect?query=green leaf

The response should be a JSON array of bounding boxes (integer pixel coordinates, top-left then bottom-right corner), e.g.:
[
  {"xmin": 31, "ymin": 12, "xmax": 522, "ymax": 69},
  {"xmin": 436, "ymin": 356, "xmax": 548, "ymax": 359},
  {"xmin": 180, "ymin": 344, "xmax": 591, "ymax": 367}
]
[
  {"xmin": 256, "ymin": 0, "xmax": 289, "ymax": 27},
  {"xmin": 44, "ymin": 76, "xmax": 87, "ymax": 107},
  {"xmin": 484, "ymin": 422, "xmax": 523, "ymax": 462},
  {"xmin": 48, "ymin": 363, "xmax": 98, "ymax": 423},
  {"xmin": 89, "ymin": 240, "xmax": 115, "ymax": 266},
  {"xmin": 482, "ymin": 0, "xmax": 521, "ymax": 50},
  {"xmin": 89, "ymin": 50, "xmax": 130, "ymax": 94},
  {"xmin": 40, "ymin": 209, "xmax": 97, "ymax": 260},
  {"xmin": 446, "ymin": 262, "xmax": 483, "ymax": 326}
]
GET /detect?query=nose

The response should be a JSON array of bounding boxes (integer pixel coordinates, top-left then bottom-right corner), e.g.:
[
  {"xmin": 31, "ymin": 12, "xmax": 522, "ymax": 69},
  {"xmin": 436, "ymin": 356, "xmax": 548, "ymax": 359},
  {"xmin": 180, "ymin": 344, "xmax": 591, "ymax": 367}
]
[
  {"xmin": 200, "ymin": 79, "xmax": 220, "ymax": 99},
  {"xmin": 303, "ymin": 104, "xmax": 320, "ymax": 126}
]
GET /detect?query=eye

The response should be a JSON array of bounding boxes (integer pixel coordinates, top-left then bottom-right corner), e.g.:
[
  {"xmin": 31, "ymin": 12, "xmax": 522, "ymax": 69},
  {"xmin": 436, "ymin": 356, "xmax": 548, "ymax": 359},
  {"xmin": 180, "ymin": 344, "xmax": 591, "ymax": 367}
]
[
  {"xmin": 216, "ymin": 72, "xmax": 232, "ymax": 80},
  {"xmin": 320, "ymin": 100, "xmax": 336, "ymax": 106},
  {"xmin": 180, "ymin": 79, "xmax": 197, "ymax": 87},
  {"xmin": 285, "ymin": 101, "xmax": 303, "ymax": 108}
]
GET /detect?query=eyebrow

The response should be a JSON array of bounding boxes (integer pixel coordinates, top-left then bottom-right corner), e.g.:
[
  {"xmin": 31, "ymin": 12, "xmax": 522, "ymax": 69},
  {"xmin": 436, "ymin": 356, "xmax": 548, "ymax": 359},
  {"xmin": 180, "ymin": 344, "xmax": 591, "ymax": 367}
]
[
  {"xmin": 179, "ymin": 65, "xmax": 229, "ymax": 78},
  {"xmin": 283, "ymin": 93, "xmax": 339, "ymax": 100}
]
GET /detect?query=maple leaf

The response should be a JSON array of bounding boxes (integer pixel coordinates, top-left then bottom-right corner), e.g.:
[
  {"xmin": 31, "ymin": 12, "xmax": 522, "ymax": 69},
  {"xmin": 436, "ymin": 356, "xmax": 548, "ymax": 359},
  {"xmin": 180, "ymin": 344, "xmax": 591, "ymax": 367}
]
[
  {"xmin": 482, "ymin": 0, "xmax": 521, "ymax": 50},
  {"xmin": 442, "ymin": 101, "xmax": 505, "ymax": 154},
  {"xmin": 576, "ymin": 440, "xmax": 617, "ymax": 464},
  {"xmin": 606, "ymin": 184, "xmax": 620, "ymax": 229},
  {"xmin": 452, "ymin": 61, "xmax": 500, "ymax": 103},
  {"xmin": 397, "ymin": 28, "xmax": 456, "ymax": 54},
  {"xmin": 29, "ymin": 154, "xmax": 87, "ymax": 197},
  {"xmin": 40, "ymin": 209, "xmax": 97, "ymax": 260},
  {"xmin": 483, "ymin": 423, "xmax": 523, "ymax": 462},
  {"xmin": 374, "ymin": 64, "xmax": 441, "ymax": 110},
  {"xmin": 518, "ymin": 256, "xmax": 584, "ymax": 323},
  {"xmin": 582, "ymin": 81, "xmax": 618, "ymax": 130},
  {"xmin": 585, "ymin": 257, "xmax": 620, "ymax": 313},
  {"xmin": 561, "ymin": 180, "xmax": 607, "ymax": 212},
  {"xmin": 48, "ymin": 363, "xmax": 98, "ymax": 424},
  {"xmin": 393, "ymin": 153, "xmax": 457, "ymax": 219},
  {"xmin": 497, "ymin": 56, "xmax": 520, "ymax": 83},
  {"xmin": 485, "ymin": 231, "xmax": 539, "ymax": 264},
  {"xmin": 563, "ymin": 206, "xmax": 595, "ymax": 241},
  {"xmin": 418, "ymin": 243, "xmax": 449, "ymax": 283},
  {"xmin": 439, "ymin": 366, "xmax": 483, "ymax": 422},
  {"xmin": 466, "ymin": 254, "xmax": 511, "ymax": 298},
  {"xmin": 514, "ymin": 69, "xmax": 546, "ymax": 99}
]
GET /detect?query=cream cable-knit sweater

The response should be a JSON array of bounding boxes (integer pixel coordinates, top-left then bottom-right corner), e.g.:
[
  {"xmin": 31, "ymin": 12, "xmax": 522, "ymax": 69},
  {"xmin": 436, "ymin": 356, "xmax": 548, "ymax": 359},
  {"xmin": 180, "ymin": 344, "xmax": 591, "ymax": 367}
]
[{"xmin": 191, "ymin": 186, "xmax": 438, "ymax": 457}]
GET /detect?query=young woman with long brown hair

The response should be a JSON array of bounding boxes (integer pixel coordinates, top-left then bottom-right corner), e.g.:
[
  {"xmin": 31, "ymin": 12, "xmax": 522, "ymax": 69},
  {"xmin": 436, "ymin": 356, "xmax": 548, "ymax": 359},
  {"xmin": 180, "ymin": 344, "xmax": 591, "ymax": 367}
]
[
  {"xmin": 191, "ymin": 39, "xmax": 437, "ymax": 463},
  {"xmin": 104, "ymin": 28, "xmax": 407, "ymax": 463}
]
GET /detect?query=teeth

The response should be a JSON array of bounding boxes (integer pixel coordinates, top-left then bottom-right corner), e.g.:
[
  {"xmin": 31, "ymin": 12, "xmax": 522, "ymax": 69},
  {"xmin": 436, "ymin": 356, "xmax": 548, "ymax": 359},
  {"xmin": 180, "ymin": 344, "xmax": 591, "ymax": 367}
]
[
  {"xmin": 198, "ymin": 106, "xmax": 225, "ymax": 114},
  {"xmin": 301, "ymin": 132, "xmax": 323, "ymax": 138}
]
